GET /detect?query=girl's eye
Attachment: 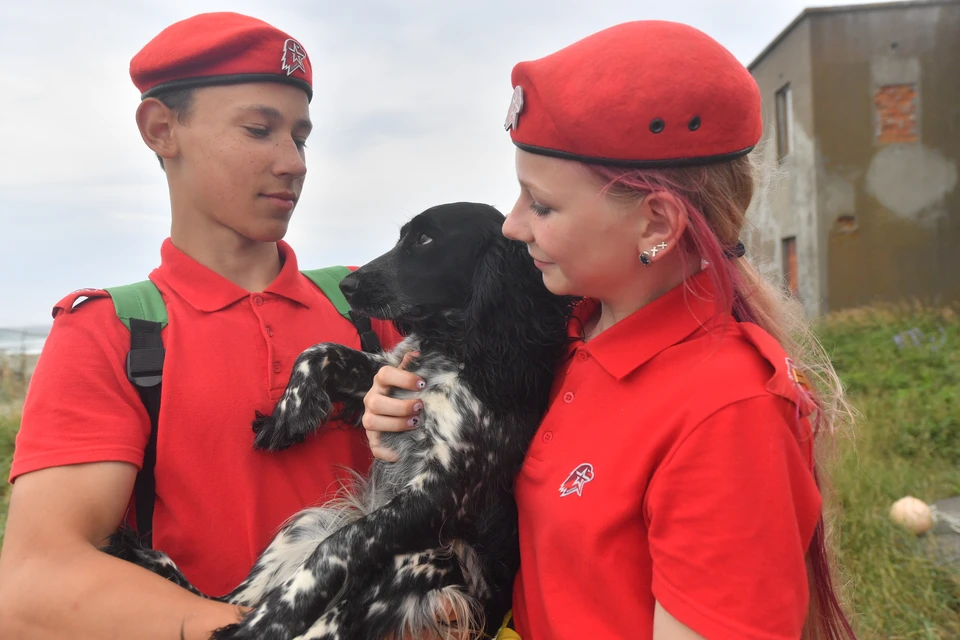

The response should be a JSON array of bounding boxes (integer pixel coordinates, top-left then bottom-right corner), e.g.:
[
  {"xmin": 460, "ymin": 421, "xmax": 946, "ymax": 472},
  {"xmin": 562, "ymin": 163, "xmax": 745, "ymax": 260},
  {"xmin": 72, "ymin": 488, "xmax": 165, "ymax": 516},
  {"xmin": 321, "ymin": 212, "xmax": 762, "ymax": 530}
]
[
  {"xmin": 529, "ymin": 202, "xmax": 552, "ymax": 217},
  {"xmin": 245, "ymin": 127, "xmax": 269, "ymax": 138},
  {"xmin": 295, "ymin": 139, "xmax": 308, "ymax": 150}
]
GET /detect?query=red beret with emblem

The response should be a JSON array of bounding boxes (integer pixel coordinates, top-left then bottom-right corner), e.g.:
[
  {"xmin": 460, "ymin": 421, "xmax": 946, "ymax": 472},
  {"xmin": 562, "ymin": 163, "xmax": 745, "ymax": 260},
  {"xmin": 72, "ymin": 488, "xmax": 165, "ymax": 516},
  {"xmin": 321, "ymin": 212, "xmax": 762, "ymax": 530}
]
[
  {"xmin": 504, "ymin": 21, "xmax": 761, "ymax": 167},
  {"xmin": 130, "ymin": 12, "xmax": 313, "ymax": 102}
]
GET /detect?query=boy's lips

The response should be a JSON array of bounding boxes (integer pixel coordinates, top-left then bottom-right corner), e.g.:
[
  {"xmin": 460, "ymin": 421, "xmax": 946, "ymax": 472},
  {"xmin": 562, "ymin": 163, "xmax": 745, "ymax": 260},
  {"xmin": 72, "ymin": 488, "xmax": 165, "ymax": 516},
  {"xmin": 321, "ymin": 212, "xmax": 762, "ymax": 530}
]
[
  {"xmin": 262, "ymin": 192, "xmax": 297, "ymax": 211},
  {"xmin": 262, "ymin": 191, "xmax": 297, "ymax": 203}
]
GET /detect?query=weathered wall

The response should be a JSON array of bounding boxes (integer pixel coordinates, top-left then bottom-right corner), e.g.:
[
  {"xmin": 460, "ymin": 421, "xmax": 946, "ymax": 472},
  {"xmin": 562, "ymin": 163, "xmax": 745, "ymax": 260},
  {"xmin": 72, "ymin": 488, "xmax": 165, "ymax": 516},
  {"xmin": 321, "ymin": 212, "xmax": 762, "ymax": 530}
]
[
  {"xmin": 811, "ymin": 2, "xmax": 960, "ymax": 311},
  {"xmin": 746, "ymin": 18, "xmax": 823, "ymax": 317}
]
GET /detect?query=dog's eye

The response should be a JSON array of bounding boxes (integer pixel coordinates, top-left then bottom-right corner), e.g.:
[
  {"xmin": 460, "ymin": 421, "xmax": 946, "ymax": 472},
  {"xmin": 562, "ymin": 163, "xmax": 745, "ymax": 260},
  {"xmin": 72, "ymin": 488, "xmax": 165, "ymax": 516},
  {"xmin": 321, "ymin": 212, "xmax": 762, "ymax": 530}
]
[{"xmin": 415, "ymin": 234, "xmax": 433, "ymax": 246}]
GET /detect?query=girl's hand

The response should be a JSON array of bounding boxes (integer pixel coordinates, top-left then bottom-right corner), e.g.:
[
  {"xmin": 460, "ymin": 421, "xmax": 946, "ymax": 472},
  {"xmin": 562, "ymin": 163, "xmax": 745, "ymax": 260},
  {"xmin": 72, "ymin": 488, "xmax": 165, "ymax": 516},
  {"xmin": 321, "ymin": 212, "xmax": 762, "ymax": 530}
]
[{"xmin": 362, "ymin": 351, "xmax": 425, "ymax": 462}]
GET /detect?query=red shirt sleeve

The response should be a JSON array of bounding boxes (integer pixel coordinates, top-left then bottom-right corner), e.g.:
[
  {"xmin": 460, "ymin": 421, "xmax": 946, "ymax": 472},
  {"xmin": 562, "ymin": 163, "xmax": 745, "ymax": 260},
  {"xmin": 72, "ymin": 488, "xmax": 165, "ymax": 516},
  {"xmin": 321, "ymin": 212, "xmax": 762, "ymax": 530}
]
[
  {"xmin": 645, "ymin": 394, "xmax": 823, "ymax": 640},
  {"xmin": 10, "ymin": 295, "xmax": 150, "ymax": 482}
]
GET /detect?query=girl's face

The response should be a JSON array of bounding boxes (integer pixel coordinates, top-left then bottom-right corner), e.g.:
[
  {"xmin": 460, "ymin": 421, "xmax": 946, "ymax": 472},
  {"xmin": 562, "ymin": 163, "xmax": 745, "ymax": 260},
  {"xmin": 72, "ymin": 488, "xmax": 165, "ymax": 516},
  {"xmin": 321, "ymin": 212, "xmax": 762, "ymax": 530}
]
[{"xmin": 502, "ymin": 149, "xmax": 649, "ymax": 300}]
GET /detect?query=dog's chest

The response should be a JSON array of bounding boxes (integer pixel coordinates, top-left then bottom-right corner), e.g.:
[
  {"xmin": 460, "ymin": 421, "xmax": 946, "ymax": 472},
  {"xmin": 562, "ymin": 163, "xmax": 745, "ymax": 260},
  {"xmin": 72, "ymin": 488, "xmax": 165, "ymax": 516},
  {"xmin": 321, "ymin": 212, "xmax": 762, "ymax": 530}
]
[{"xmin": 378, "ymin": 351, "xmax": 484, "ymax": 488}]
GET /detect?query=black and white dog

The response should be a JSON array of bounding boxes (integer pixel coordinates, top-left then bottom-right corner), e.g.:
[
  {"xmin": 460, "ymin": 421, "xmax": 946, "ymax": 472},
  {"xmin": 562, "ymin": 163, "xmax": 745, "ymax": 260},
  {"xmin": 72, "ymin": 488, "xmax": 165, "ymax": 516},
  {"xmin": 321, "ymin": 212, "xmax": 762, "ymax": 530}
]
[{"xmin": 106, "ymin": 202, "xmax": 574, "ymax": 639}]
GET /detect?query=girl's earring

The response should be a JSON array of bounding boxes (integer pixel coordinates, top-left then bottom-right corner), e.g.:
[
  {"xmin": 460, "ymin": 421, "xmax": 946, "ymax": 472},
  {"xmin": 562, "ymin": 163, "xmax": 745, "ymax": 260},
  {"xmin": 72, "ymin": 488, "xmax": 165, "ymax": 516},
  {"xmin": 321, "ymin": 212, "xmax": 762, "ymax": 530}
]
[{"xmin": 640, "ymin": 242, "xmax": 668, "ymax": 267}]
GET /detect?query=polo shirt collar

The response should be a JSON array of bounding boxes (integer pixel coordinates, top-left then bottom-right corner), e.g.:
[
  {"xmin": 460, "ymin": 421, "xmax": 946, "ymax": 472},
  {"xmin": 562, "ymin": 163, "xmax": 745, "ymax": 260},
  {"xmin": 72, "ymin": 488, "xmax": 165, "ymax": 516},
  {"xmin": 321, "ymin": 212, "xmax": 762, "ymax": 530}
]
[
  {"xmin": 576, "ymin": 270, "xmax": 724, "ymax": 380},
  {"xmin": 155, "ymin": 238, "xmax": 316, "ymax": 312}
]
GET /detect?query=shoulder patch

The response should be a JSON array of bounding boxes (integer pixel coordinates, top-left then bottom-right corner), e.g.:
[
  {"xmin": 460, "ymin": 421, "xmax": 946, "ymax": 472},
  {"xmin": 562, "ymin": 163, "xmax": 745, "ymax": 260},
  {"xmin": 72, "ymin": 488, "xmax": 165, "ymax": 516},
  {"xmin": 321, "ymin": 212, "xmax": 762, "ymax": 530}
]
[
  {"xmin": 738, "ymin": 323, "xmax": 819, "ymax": 419},
  {"xmin": 738, "ymin": 322, "xmax": 820, "ymax": 470},
  {"xmin": 52, "ymin": 288, "xmax": 110, "ymax": 318}
]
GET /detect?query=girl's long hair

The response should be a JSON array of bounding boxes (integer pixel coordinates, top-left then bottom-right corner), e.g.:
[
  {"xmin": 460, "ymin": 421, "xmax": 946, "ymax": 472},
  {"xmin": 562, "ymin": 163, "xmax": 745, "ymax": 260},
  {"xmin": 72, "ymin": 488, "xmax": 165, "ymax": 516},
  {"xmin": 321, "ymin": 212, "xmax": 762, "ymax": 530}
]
[{"xmin": 587, "ymin": 150, "xmax": 858, "ymax": 640}]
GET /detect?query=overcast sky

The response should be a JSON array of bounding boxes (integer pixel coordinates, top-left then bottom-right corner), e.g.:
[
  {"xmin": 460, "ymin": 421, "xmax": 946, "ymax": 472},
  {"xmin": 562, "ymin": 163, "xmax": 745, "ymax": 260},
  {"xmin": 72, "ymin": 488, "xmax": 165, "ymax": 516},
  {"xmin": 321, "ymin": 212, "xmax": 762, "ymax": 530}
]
[{"xmin": 0, "ymin": 0, "xmax": 882, "ymax": 328}]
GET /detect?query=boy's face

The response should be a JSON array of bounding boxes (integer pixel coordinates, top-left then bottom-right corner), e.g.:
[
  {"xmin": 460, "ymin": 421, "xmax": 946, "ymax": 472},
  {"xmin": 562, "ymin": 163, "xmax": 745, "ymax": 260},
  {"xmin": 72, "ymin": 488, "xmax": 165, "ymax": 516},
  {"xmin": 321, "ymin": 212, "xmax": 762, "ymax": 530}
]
[{"xmin": 166, "ymin": 82, "xmax": 311, "ymax": 243}]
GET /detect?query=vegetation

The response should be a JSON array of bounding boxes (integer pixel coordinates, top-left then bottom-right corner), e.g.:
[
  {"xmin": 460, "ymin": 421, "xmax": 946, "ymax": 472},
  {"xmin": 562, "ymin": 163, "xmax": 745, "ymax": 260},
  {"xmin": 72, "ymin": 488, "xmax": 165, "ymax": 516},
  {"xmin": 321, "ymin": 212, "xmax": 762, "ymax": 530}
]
[{"xmin": 817, "ymin": 302, "xmax": 960, "ymax": 637}]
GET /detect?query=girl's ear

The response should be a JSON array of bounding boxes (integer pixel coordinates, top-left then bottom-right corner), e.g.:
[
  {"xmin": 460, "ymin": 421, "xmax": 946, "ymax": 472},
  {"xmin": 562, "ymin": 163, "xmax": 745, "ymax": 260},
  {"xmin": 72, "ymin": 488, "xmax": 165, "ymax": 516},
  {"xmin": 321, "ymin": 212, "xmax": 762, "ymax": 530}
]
[{"xmin": 635, "ymin": 191, "xmax": 688, "ymax": 261}]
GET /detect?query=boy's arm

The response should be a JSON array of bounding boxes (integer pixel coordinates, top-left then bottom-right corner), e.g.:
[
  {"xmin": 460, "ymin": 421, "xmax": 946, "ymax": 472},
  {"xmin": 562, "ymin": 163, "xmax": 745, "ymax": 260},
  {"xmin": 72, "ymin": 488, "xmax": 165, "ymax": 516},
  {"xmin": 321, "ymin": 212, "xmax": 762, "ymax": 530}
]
[{"xmin": 0, "ymin": 461, "xmax": 245, "ymax": 640}]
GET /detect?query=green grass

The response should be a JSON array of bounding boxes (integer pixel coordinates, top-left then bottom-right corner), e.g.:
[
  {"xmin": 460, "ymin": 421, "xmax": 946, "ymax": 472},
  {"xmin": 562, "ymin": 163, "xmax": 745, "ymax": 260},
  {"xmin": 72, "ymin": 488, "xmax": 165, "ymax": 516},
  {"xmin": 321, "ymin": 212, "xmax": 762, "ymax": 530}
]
[
  {"xmin": 817, "ymin": 303, "xmax": 960, "ymax": 638},
  {"xmin": 0, "ymin": 304, "xmax": 959, "ymax": 636},
  {"xmin": 0, "ymin": 412, "xmax": 16, "ymax": 549}
]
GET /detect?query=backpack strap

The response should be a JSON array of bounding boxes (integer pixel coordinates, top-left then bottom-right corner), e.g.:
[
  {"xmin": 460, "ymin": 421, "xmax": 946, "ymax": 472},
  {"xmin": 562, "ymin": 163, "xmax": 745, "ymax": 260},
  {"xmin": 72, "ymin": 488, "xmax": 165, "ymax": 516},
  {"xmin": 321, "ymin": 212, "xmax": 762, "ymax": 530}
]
[
  {"xmin": 301, "ymin": 267, "xmax": 382, "ymax": 353},
  {"xmin": 104, "ymin": 280, "xmax": 166, "ymax": 548}
]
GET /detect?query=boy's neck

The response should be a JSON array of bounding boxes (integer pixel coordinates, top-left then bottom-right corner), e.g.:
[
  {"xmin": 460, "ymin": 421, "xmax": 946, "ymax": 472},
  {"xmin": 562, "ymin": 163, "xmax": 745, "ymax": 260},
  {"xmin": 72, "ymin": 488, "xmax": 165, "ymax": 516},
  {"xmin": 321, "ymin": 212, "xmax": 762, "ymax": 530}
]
[{"xmin": 170, "ymin": 220, "xmax": 283, "ymax": 294}]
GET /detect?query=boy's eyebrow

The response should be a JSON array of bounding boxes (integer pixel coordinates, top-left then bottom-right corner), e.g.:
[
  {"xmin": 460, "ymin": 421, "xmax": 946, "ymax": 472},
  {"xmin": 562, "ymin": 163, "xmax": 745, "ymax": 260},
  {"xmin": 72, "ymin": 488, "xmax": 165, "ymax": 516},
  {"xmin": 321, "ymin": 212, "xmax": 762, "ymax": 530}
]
[{"xmin": 237, "ymin": 104, "xmax": 313, "ymax": 133}]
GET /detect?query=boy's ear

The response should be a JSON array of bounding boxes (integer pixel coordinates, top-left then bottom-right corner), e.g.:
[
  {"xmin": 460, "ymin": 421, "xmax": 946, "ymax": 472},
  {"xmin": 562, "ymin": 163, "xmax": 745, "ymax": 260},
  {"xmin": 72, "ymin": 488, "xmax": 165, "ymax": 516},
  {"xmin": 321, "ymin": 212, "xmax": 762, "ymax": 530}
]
[{"xmin": 136, "ymin": 98, "xmax": 179, "ymax": 163}]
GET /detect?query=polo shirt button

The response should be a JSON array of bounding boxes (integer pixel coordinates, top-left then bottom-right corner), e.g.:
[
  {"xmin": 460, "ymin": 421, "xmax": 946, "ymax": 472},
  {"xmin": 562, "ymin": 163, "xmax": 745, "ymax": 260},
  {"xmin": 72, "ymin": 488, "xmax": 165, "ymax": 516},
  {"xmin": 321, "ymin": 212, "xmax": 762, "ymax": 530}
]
[
  {"xmin": 577, "ymin": 351, "xmax": 589, "ymax": 361},
  {"xmin": 266, "ymin": 326, "xmax": 274, "ymax": 337},
  {"xmin": 253, "ymin": 295, "xmax": 264, "ymax": 306},
  {"xmin": 542, "ymin": 431, "xmax": 554, "ymax": 443},
  {"xmin": 272, "ymin": 361, "xmax": 281, "ymax": 373},
  {"xmin": 563, "ymin": 391, "xmax": 574, "ymax": 403}
]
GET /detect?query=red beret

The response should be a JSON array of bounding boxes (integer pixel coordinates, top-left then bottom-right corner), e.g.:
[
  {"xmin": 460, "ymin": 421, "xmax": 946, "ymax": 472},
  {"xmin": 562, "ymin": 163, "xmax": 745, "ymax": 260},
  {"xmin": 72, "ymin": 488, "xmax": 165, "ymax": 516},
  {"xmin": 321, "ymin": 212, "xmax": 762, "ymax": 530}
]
[
  {"xmin": 130, "ymin": 12, "xmax": 313, "ymax": 102},
  {"xmin": 504, "ymin": 21, "xmax": 761, "ymax": 167}
]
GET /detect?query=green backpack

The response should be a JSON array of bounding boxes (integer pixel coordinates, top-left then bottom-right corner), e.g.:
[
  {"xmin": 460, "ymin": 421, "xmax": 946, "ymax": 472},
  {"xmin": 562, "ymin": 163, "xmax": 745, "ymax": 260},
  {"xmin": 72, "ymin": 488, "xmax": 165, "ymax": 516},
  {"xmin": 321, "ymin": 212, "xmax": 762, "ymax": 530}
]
[{"xmin": 103, "ymin": 266, "xmax": 381, "ymax": 547}]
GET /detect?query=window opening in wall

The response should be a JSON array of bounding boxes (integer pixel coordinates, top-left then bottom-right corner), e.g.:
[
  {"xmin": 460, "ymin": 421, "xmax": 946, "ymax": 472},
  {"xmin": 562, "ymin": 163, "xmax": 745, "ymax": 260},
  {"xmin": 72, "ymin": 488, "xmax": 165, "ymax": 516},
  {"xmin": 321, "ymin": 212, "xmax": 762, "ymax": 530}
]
[
  {"xmin": 782, "ymin": 236, "xmax": 799, "ymax": 297},
  {"xmin": 775, "ymin": 83, "xmax": 792, "ymax": 162}
]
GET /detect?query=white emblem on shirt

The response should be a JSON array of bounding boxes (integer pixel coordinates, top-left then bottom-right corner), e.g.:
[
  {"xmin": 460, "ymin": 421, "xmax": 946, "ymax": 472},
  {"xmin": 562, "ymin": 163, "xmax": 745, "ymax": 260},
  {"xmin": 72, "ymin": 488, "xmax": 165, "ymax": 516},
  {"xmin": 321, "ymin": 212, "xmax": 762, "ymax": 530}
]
[{"xmin": 559, "ymin": 462, "xmax": 595, "ymax": 497}]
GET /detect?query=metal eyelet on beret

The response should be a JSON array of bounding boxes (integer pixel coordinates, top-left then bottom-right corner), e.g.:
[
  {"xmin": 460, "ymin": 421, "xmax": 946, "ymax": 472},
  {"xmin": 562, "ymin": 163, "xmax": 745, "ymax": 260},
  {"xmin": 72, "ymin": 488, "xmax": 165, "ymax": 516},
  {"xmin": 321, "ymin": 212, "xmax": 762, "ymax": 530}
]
[
  {"xmin": 650, "ymin": 118, "xmax": 665, "ymax": 134},
  {"xmin": 688, "ymin": 116, "xmax": 701, "ymax": 131}
]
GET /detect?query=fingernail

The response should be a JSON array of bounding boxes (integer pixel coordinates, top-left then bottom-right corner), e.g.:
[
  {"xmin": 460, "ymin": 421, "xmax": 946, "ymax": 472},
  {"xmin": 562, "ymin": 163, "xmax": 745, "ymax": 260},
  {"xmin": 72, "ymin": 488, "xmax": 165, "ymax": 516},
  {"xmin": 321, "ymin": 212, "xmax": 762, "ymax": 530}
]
[
  {"xmin": 413, "ymin": 402, "xmax": 423, "ymax": 413},
  {"xmin": 416, "ymin": 380, "xmax": 426, "ymax": 390},
  {"xmin": 408, "ymin": 417, "xmax": 420, "ymax": 427}
]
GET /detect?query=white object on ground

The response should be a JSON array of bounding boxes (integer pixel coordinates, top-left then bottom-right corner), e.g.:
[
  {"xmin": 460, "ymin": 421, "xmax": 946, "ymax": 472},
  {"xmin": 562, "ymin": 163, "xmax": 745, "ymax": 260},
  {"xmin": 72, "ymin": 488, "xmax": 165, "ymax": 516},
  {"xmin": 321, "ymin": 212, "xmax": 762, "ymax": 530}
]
[
  {"xmin": 889, "ymin": 496, "xmax": 934, "ymax": 534},
  {"xmin": 889, "ymin": 496, "xmax": 960, "ymax": 535}
]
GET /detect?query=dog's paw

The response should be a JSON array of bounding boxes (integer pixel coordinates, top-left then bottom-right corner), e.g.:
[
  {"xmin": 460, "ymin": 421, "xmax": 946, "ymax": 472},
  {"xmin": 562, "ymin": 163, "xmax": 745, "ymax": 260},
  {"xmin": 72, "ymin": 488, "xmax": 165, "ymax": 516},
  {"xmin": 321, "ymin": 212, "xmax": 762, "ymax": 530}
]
[
  {"xmin": 100, "ymin": 524, "xmax": 146, "ymax": 561},
  {"xmin": 251, "ymin": 411, "xmax": 302, "ymax": 450},
  {"xmin": 251, "ymin": 393, "xmax": 332, "ymax": 452},
  {"xmin": 252, "ymin": 412, "xmax": 305, "ymax": 452}
]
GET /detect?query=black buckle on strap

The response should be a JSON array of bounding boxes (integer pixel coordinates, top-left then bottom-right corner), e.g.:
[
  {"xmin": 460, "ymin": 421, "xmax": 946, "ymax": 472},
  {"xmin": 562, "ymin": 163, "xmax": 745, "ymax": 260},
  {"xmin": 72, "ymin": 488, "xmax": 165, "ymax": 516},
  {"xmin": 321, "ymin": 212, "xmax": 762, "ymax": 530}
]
[{"xmin": 126, "ymin": 348, "xmax": 165, "ymax": 388}]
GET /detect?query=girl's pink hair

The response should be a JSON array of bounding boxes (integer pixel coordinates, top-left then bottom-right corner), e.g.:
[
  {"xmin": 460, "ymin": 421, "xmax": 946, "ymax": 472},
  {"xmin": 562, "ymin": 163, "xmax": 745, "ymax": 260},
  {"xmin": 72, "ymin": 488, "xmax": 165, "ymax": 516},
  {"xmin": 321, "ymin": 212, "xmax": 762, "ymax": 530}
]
[{"xmin": 588, "ymin": 159, "xmax": 858, "ymax": 640}]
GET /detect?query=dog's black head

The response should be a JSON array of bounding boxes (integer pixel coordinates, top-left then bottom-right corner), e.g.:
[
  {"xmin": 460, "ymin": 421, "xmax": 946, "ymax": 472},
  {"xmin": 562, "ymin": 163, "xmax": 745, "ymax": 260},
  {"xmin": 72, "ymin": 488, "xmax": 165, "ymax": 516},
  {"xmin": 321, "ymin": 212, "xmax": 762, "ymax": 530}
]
[
  {"xmin": 340, "ymin": 202, "xmax": 513, "ymax": 327},
  {"xmin": 342, "ymin": 202, "xmax": 575, "ymax": 415}
]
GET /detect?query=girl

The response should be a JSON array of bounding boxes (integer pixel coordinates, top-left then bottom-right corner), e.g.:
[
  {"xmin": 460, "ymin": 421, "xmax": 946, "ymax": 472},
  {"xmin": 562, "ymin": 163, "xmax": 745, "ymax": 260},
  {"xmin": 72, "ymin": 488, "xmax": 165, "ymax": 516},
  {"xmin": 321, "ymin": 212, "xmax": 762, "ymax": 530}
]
[{"xmin": 363, "ymin": 20, "xmax": 857, "ymax": 640}]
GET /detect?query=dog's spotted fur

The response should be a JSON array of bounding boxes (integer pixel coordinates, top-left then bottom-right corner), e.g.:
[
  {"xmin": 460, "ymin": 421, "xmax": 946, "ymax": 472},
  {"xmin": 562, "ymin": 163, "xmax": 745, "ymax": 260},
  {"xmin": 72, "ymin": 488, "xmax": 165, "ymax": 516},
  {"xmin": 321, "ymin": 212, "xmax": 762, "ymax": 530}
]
[{"xmin": 104, "ymin": 203, "xmax": 574, "ymax": 640}]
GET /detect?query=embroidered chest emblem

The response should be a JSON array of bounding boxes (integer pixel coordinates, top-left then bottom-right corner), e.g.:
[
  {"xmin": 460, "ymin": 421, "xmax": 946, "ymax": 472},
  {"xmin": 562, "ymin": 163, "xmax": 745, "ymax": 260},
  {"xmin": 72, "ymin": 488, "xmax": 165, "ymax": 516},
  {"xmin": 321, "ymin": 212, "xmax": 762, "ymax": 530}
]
[
  {"xmin": 559, "ymin": 463, "xmax": 595, "ymax": 498},
  {"xmin": 281, "ymin": 38, "xmax": 308, "ymax": 76}
]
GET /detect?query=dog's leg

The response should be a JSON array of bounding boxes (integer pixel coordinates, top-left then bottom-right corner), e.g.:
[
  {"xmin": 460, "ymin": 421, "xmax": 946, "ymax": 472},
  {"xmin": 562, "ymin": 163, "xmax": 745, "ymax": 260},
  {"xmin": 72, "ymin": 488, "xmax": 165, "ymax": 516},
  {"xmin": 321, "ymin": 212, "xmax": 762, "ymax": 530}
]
[
  {"xmin": 252, "ymin": 343, "xmax": 387, "ymax": 451},
  {"xmin": 101, "ymin": 525, "xmax": 208, "ymax": 599},
  {"xmin": 210, "ymin": 478, "xmax": 458, "ymax": 640},
  {"xmin": 272, "ymin": 549, "xmax": 475, "ymax": 640}
]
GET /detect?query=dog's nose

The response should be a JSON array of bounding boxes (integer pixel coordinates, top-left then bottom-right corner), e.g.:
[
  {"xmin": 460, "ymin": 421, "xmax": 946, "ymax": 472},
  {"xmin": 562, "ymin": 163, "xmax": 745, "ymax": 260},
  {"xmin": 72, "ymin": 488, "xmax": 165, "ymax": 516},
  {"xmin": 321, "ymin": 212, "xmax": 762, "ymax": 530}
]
[{"xmin": 339, "ymin": 272, "xmax": 359, "ymax": 299}]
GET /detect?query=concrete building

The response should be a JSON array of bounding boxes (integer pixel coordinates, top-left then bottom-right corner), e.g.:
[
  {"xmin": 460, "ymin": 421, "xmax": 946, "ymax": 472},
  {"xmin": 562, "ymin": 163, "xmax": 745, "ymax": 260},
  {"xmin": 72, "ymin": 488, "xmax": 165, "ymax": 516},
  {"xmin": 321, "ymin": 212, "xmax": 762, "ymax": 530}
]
[{"xmin": 746, "ymin": 0, "xmax": 959, "ymax": 316}]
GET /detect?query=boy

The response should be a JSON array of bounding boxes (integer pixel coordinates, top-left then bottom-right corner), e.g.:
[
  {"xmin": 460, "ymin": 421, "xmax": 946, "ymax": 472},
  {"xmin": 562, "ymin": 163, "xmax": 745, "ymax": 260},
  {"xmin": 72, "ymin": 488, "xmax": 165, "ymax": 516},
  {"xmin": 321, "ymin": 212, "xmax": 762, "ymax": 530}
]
[{"xmin": 0, "ymin": 12, "xmax": 400, "ymax": 639}]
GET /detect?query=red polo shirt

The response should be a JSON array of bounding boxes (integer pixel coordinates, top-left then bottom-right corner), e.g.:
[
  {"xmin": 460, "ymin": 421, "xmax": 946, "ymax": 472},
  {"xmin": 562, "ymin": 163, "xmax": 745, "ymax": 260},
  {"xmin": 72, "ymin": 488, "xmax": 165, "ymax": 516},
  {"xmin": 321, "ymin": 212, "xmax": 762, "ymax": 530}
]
[
  {"xmin": 10, "ymin": 239, "xmax": 401, "ymax": 596},
  {"xmin": 512, "ymin": 272, "xmax": 823, "ymax": 640}
]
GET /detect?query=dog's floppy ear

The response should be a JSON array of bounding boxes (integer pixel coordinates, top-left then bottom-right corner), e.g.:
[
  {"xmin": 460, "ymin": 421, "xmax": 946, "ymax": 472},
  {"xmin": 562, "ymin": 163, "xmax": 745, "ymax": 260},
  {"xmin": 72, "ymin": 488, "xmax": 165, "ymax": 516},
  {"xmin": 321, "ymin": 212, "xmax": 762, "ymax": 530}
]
[{"xmin": 463, "ymin": 236, "xmax": 570, "ymax": 413}]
